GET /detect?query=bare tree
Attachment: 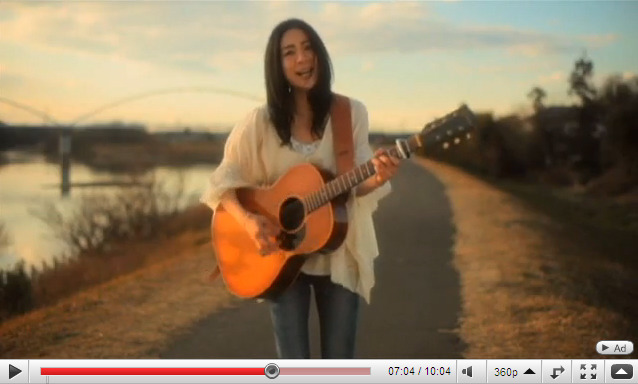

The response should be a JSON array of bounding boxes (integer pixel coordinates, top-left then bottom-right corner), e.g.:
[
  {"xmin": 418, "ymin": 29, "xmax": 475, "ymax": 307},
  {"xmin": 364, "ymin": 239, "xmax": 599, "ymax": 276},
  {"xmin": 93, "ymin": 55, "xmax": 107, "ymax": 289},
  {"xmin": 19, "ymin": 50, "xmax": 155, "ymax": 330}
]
[
  {"xmin": 598, "ymin": 74, "xmax": 638, "ymax": 177},
  {"xmin": 527, "ymin": 86, "xmax": 547, "ymax": 113},
  {"xmin": 569, "ymin": 51, "xmax": 597, "ymax": 105},
  {"xmin": 568, "ymin": 52, "xmax": 602, "ymax": 181}
]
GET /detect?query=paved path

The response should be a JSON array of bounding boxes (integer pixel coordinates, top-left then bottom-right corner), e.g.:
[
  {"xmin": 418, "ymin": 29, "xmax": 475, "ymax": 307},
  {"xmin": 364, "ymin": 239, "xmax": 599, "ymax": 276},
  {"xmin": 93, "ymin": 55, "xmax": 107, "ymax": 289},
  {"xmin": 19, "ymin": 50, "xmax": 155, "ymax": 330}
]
[{"xmin": 161, "ymin": 161, "xmax": 463, "ymax": 358}]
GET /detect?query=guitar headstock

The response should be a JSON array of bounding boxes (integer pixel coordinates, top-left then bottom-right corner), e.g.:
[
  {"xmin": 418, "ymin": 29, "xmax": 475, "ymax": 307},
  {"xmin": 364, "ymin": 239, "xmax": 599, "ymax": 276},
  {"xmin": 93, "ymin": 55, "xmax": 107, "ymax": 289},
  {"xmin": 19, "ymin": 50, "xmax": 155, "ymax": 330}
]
[
  {"xmin": 421, "ymin": 104, "xmax": 476, "ymax": 152},
  {"xmin": 391, "ymin": 104, "xmax": 476, "ymax": 159}
]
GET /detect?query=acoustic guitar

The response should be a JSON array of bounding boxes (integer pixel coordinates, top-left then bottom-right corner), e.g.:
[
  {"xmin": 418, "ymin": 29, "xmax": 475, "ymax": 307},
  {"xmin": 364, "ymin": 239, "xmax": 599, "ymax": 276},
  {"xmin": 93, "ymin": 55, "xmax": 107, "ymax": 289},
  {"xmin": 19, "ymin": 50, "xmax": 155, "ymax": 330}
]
[{"xmin": 211, "ymin": 104, "xmax": 476, "ymax": 299}]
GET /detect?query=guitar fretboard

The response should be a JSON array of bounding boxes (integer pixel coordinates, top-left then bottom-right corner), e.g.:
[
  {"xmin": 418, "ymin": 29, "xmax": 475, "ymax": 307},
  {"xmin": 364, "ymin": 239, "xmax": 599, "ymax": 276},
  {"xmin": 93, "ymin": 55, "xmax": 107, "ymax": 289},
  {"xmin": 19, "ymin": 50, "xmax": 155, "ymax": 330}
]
[{"xmin": 302, "ymin": 135, "xmax": 419, "ymax": 213}]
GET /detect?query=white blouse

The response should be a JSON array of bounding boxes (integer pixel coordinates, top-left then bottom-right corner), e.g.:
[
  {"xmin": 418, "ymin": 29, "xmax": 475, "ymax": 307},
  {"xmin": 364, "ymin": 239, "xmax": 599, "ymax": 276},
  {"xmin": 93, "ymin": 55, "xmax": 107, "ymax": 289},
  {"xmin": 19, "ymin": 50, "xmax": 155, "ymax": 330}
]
[{"xmin": 200, "ymin": 98, "xmax": 391, "ymax": 303}]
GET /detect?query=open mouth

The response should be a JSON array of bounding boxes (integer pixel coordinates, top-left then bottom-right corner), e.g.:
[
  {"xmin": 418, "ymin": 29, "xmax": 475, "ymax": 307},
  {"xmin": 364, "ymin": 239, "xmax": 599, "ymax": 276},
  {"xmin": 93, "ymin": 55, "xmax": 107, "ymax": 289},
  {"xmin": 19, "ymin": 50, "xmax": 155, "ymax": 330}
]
[{"xmin": 296, "ymin": 68, "xmax": 314, "ymax": 80}]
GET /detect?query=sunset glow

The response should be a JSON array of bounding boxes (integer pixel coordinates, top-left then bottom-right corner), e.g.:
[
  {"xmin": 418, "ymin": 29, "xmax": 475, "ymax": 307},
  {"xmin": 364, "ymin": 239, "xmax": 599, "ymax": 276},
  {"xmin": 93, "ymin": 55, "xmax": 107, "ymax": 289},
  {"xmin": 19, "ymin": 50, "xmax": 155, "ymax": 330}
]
[{"xmin": 1, "ymin": 1, "xmax": 636, "ymax": 132}]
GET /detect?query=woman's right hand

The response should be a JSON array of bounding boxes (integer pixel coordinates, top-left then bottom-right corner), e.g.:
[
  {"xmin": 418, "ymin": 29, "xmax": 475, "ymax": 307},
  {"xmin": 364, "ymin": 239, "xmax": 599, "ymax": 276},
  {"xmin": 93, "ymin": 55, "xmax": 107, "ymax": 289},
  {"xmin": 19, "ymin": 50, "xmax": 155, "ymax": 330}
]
[{"xmin": 243, "ymin": 213, "xmax": 281, "ymax": 255}]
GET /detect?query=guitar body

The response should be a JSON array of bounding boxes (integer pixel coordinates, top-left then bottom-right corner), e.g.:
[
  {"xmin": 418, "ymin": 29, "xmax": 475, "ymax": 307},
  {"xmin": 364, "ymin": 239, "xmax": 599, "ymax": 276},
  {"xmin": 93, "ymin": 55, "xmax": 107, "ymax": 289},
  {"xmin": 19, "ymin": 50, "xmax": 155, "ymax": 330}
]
[
  {"xmin": 211, "ymin": 163, "xmax": 349, "ymax": 300},
  {"xmin": 210, "ymin": 104, "xmax": 476, "ymax": 300}
]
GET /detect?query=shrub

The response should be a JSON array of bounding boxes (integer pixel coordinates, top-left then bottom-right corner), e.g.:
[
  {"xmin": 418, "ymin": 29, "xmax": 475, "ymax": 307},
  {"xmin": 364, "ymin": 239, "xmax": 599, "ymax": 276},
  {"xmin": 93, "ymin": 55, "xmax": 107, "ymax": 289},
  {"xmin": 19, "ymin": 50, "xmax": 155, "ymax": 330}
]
[
  {"xmin": 31, "ymin": 172, "xmax": 187, "ymax": 257},
  {"xmin": 0, "ymin": 262, "xmax": 34, "ymax": 321},
  {"xmin": 0, "ymin": 172, "xmax": 198, "ymax": 322}
]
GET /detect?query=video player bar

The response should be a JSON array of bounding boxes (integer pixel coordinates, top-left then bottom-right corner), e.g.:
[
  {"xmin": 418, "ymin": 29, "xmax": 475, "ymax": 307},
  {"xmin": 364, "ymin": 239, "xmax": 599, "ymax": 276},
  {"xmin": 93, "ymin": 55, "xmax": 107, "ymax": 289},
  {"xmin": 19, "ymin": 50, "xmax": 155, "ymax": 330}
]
[
  {"xmin": 37, "ymin": 367, "xmax": 369, "ymax": 376},
  {"xmin": 40, "ymin": 368, "xmax": 264, "ymax": 376},
  {"xmin": 1, "ymin": 359, "xmax": 636, "ymax": 383}
]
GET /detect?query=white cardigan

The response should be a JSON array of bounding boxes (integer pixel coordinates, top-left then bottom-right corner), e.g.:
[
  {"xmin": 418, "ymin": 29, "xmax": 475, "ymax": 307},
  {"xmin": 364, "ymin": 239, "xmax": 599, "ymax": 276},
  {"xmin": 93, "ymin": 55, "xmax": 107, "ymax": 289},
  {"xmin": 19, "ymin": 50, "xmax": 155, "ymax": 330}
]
[{"xmin": 200, "ymin": 98, "xmax": 391, "ymax": 303}]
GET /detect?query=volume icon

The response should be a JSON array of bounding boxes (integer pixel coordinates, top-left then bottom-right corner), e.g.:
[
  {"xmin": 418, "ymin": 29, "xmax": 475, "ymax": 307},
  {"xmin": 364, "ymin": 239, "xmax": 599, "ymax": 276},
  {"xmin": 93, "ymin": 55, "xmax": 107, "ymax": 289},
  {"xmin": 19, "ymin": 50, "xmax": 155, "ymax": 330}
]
[{"xmin": 462, "ymin": 366, "xmax": 473, "ymax": 377}]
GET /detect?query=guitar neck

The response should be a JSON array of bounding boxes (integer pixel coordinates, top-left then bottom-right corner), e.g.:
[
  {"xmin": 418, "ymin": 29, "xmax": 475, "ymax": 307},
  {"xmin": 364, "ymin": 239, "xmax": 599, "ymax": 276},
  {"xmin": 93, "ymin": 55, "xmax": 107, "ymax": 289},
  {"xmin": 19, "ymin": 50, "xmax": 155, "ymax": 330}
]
[
  {"xmin": 303, "ymin": 135, "xmax": 421, "ymax": 213},
  {"xmin": 300, "ymin": 104, "xmax": 476, "ymax": 214}
]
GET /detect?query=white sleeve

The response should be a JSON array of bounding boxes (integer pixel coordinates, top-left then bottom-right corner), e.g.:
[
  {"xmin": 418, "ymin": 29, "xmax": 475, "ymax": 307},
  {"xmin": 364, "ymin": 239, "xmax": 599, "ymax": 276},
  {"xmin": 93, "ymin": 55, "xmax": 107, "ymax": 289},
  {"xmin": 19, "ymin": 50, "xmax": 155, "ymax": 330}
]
[
  {"xmin": 199, "ymin": 107, "xmax": 265, "ymax": 211},
  {"xmin": 351, "ymin": 99, "xmax": 392, "ymax": 211}
]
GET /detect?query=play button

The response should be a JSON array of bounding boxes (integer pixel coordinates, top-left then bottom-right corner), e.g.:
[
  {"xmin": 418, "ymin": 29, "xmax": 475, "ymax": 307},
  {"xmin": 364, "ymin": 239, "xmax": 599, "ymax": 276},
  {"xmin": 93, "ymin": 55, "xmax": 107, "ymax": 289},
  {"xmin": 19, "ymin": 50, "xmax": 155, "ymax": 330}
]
[
  {"xmin": 602, "ymin": 344, "xmax": 609, "ymax": 351},
  {"xmin": 8, "ymin": 365, "xmax": 21, "ymax": 379},
  {"xmin": 2, "ymin": 361, "xmax": 27, "ymax": 383}
]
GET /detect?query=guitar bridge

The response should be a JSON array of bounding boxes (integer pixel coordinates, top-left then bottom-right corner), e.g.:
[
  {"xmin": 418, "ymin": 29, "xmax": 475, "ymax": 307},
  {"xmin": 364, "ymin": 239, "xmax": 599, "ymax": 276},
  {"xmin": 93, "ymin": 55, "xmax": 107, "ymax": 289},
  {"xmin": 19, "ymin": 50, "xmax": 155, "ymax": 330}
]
[{"xmin": 276, "ymin": 230, "xmax": 303, "ymax": 251}]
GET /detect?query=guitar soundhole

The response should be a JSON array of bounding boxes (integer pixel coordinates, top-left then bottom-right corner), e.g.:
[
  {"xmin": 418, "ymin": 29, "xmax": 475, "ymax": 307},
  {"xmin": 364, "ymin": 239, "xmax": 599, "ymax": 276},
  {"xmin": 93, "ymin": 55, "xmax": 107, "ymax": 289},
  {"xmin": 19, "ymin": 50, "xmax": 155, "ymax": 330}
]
[{"xmin": 280, "ymin": 197, "xmax": 305, "ymax": 232}]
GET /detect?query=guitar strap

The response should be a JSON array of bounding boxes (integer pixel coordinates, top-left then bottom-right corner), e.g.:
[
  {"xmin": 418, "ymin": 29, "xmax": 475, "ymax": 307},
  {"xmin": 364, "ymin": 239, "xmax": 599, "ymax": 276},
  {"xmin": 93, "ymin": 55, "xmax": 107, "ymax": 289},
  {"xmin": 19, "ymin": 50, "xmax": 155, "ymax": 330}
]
[
  {"xmin": 330, "ymin": 93, "xmax": 355, "ymax": 175},
  {"xmin": 208, "ymin": 94, "xmax": 355, "ymax": 284}
]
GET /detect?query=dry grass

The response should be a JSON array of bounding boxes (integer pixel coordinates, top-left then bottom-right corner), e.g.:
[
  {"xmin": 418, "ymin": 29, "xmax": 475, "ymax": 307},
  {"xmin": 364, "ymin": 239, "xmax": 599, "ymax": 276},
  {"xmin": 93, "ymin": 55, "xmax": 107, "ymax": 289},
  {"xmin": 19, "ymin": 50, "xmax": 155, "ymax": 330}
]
[
  {"xmin": 0, "ymin": 224, "xmax": 236, "ymax": 358},
  {"xmin": 415, "ymin": 157, "xmax": 637, "ymax": 359},
  {"xmin": 19, "ymin": 203, "xmax": 210, "ymax": 313}
]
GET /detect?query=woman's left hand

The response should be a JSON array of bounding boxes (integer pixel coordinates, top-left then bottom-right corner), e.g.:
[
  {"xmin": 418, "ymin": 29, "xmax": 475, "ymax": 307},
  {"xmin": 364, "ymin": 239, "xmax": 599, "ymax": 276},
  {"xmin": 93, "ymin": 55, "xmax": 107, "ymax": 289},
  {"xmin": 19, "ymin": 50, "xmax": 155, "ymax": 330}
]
[{"xmin": 371, "ymin": 148, "xmax": 400, "ymax": 186}]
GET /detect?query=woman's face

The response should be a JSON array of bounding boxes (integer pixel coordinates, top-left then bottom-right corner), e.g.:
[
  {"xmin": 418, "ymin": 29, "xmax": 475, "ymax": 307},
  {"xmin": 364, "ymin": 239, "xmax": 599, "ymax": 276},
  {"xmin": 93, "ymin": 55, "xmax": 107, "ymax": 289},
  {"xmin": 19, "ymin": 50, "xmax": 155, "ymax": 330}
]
[{"xmin": 280, "ymin": 28, "xmax": 318, "ymax": 92}]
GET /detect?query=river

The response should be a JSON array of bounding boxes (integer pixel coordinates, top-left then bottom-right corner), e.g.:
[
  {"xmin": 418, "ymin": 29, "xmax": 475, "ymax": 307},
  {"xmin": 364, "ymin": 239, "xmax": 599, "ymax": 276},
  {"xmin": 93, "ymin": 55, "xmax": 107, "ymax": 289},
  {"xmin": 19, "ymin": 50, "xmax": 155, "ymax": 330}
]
[{"xmin": 0, "ymin": 151, "xmax": 216, "ymax": 272}]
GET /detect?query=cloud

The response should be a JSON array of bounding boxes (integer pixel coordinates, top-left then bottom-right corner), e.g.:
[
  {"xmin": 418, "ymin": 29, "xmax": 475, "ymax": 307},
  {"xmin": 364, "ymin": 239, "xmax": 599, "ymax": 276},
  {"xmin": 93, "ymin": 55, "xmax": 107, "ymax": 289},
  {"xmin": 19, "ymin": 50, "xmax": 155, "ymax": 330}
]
[
  {"xmin": 507, "ymin": 44, "xmax": 549, "ymax": 58},
  {"xmin": 306, "ymin": 4, "xmax": 587, "ymax": 56},
  {"xmin": 581, "ymin": 33, "xmax": 618, "ymax": 47},
  {"xmin": 443, "ymin": 60, "xmax": 553, "ymax": 77},
  {"xmin": 0, "ymin": 1, "xmax": 620, "ymax": 76},
  {"xmin": 538, "ymin": 71, "xmax": 565, "ymax": 84},
  {"xmin": 0, "ymin": 67, "xmax": 27, "ymax": 90},
  {"xmin": 0, "ymin": 2, "xmax": 273, "ymax": 74},
  {"xmin": 361, "ymin": 61, "xmax": 375, "ymax": 72}
]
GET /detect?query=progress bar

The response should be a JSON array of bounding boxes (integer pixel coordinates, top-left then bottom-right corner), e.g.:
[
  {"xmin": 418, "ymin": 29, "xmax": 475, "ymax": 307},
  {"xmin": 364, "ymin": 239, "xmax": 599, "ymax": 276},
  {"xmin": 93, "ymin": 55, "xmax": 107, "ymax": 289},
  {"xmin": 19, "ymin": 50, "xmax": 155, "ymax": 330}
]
[
  {"xmin": 39, "ymin": 367, "xmax": 370, "ymax": 376},
  {"xmin": 41, "ymin": 368, "xmax": 264, "ymax": 375},
  {"xmin": 280, "ymin": 368, "xmax": 370, "ymax": 375}
]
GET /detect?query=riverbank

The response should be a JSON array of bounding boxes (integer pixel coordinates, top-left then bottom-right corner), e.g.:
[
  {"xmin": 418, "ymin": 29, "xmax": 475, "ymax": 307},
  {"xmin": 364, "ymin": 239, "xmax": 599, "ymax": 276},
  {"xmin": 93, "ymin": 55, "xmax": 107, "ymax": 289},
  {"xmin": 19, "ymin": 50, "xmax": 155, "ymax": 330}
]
[
  {"xmin": 0, "ymin": 157, "xmax": 216, "ymax": 285},
  {"xmin": 1, "ymin": 158, "xmax": 636, "ymax": 358},
  {"xmin": 0, "ymin": 219, "xmax": 234, "ymax": 358},
  {"xmin": 416, "ymin": 157, "xmax": 637, "ymax": 358}
]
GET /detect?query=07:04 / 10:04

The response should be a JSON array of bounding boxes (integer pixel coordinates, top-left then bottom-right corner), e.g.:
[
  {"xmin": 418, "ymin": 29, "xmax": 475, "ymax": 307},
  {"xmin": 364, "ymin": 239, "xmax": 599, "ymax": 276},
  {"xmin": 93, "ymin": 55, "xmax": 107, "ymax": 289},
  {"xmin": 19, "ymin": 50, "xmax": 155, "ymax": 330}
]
[{"xmin": 388, "ymin": 366, "xmax": 452, "ymax": 376}]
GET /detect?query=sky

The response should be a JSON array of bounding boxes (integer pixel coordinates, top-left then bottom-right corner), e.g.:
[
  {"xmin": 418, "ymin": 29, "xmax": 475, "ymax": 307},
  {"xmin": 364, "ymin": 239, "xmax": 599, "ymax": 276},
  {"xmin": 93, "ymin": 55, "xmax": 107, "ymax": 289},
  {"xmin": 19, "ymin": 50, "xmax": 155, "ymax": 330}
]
[{"xmin": 1, "ymin": 1, "xmax": 637, "ymax": 133}]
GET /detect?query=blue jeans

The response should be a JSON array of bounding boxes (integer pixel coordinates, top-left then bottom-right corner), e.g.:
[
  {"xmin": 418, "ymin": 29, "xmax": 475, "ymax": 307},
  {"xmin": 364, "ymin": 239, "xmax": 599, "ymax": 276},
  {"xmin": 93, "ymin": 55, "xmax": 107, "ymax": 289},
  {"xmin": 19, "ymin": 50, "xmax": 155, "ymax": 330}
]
[{"xmin": 268, "ymin": 273, "xmax": 360, "ymax": 359}]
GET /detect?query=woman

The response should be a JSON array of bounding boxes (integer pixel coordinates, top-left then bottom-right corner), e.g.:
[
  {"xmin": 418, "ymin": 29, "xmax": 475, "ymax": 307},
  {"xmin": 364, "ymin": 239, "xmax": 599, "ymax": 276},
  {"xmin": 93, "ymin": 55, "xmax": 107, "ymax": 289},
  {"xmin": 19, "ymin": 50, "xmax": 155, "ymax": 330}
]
[{"xmin": 201, "ymin": 18, "xmax": 400, "ymax": 358}]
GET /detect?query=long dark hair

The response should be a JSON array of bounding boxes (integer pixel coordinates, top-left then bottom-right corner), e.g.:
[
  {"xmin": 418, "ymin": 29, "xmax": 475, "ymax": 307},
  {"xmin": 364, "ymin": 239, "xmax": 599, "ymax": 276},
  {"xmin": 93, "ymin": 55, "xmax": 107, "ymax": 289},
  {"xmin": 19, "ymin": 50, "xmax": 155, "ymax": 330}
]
[{"xmin": 264, "ymin": 18, "xmax": 333, "ymax": 146}]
